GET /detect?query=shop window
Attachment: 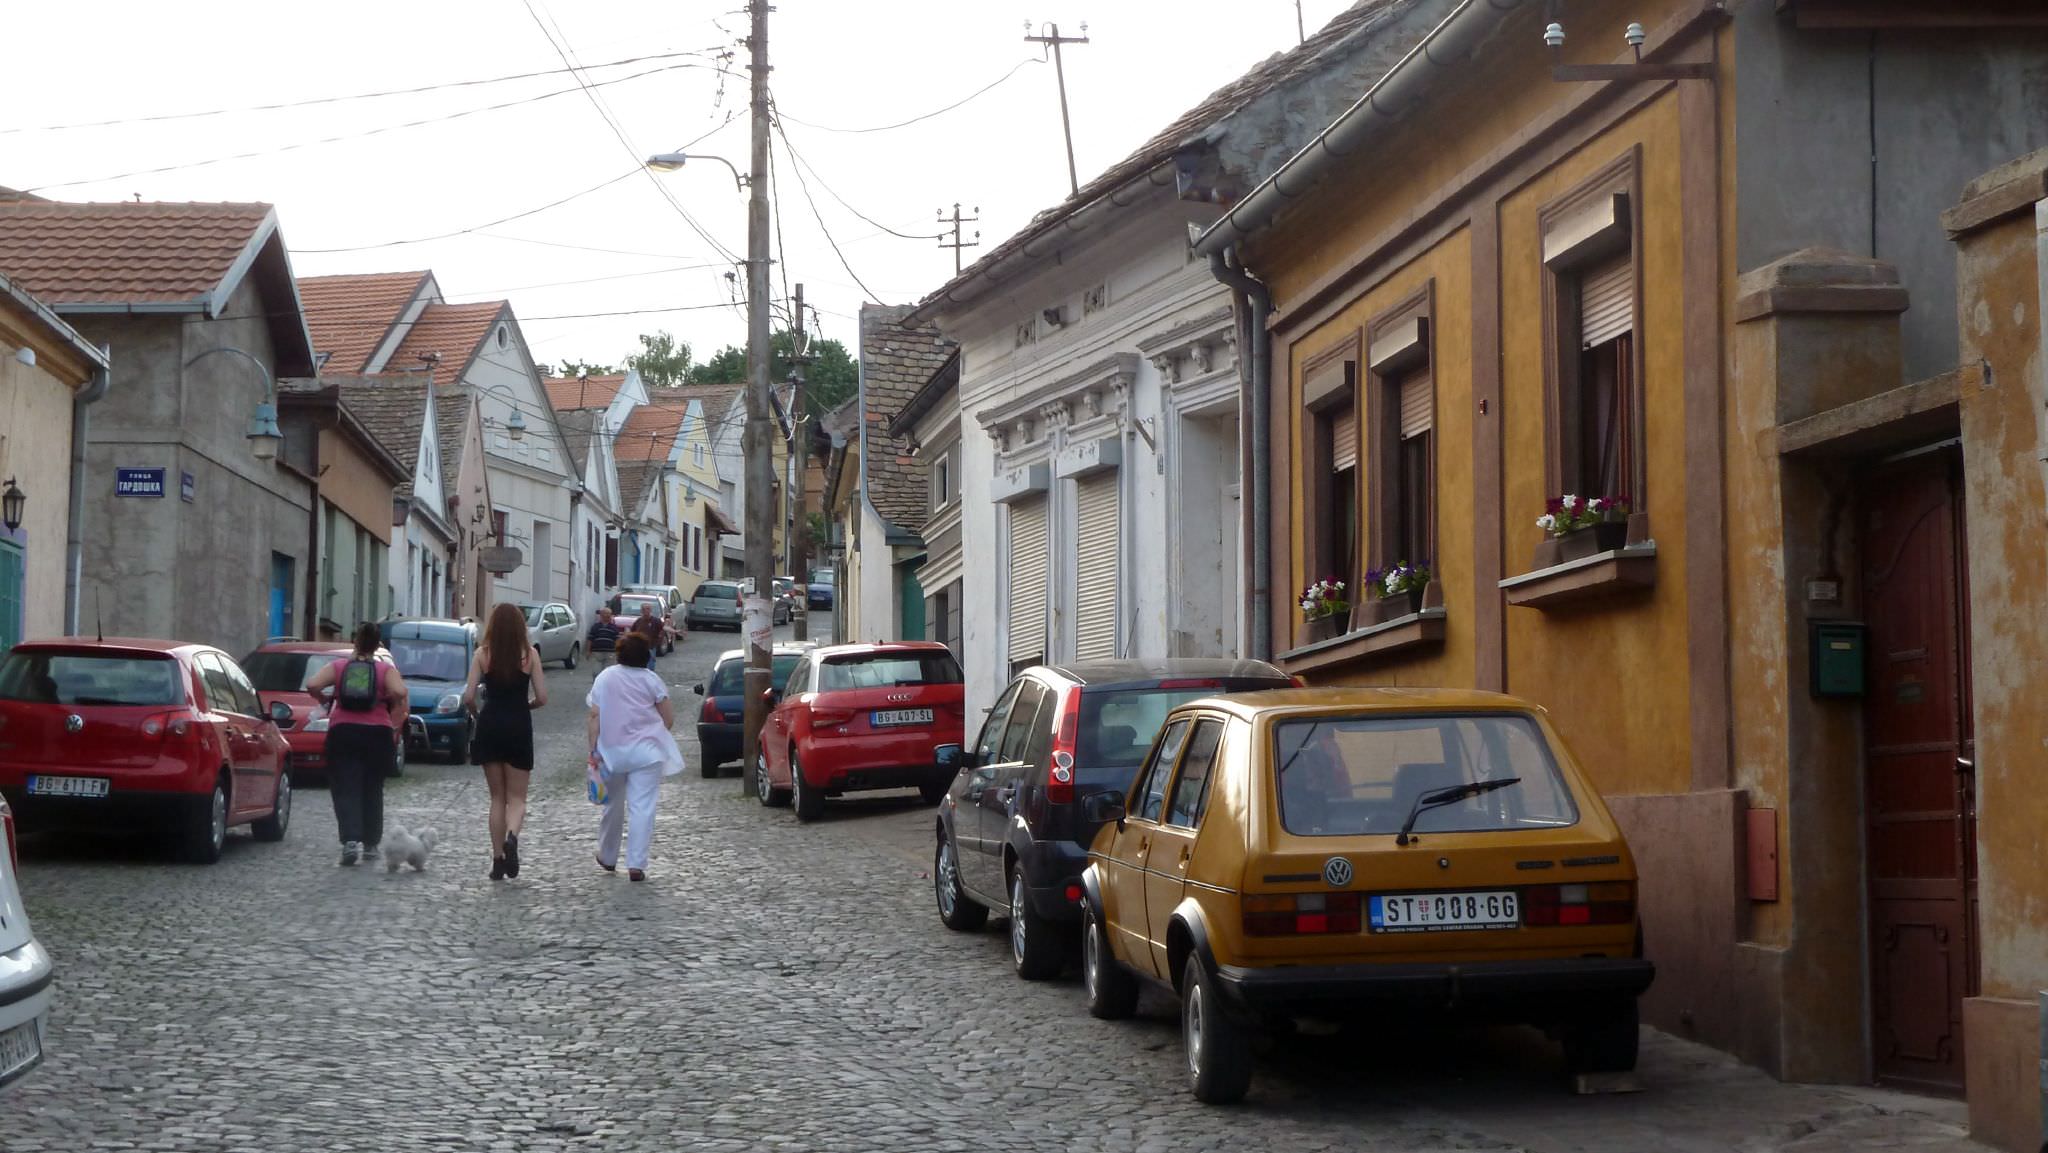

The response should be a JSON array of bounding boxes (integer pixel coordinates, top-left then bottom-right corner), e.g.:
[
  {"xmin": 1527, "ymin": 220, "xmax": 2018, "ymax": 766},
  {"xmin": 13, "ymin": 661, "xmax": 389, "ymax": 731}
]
[
  {"xmin": 1541, "ymin": 148, "xmax": 1644, "ymax": 508},
  {"xmin": 1299, "ymin": 336, "xmax": 1361, "ymax": 625}
]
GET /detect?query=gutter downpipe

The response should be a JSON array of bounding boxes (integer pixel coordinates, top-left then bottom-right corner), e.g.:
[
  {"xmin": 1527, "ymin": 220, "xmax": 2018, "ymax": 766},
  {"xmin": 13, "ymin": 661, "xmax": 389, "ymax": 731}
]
[
  {"xmin": 1192, "ymin": 0, "xmax": 1529, "ymax": 260},
  {"xmin": 64, "ymin": 346, "xmax": 112, "ymax": 636},
  {"xmin": 1208, "ymin": 249, "xmax": 1272, "ymax": 662}
]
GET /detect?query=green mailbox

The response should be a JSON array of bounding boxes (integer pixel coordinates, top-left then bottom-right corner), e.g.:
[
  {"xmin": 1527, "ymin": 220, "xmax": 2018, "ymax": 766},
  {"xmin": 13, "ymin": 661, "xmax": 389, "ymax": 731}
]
[{"xmin": 1811, "ymin": 621, "xmax": 1867, "ymax": 699}]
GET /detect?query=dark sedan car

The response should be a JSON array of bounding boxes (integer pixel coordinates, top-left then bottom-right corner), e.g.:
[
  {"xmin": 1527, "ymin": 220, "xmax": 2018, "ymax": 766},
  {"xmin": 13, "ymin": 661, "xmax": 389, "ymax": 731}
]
[
  {"xmin": 932, "ymin": 659, "xmax": 1294, "ymax": 979},
  {"xmin": 692, "ymin": 643, "xmax": 813, "ymax": 776}
]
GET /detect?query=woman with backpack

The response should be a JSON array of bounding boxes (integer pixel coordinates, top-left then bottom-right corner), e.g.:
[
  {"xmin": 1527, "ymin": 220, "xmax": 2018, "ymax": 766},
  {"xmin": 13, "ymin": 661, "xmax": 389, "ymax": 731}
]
[
  {"xmin": 304, "ymin": 622, "xmax": 408, "ymax": 866},
  {"xmin": 462, "ymin": 602, "xmax": 549, "ymax": 880}
]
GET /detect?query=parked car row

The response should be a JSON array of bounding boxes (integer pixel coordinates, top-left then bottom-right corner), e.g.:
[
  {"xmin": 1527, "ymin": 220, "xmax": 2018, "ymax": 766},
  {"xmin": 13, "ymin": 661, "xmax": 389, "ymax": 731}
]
[{"xmin": 923, "ymin": 664, "xmax": 1655, "ymax": 1105}]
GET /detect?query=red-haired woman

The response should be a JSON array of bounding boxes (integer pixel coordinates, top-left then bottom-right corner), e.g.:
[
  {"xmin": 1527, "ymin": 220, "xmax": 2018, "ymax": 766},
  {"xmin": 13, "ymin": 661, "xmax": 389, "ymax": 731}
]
[{"xmin": 462, "ymin": 602, "xmax": 549, "ymax": 879}]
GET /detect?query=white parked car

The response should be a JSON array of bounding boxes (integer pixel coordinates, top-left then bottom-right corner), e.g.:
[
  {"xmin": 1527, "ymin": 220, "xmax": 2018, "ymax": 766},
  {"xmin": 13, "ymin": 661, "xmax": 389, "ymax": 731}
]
[{"xmin": 0, "ymin": 795, "xmax": 51, "ymax": 1091}]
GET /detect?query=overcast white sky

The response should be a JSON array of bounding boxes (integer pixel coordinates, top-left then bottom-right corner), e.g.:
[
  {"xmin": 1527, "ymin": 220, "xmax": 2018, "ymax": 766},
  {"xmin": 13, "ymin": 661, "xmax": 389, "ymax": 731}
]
[{"xmin": 3, "ymin": 1, "xmax": 1355, "ymax": 370}]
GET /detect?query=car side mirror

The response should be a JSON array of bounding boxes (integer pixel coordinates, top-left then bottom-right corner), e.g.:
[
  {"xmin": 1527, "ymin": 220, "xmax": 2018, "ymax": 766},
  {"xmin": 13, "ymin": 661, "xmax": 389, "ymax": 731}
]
[
  {"xmin": 1082, "ymin": 792, "xmax": 1126, "ymax": 825},
  {"xmin": 934, "ymin": 743, "xmax": 963, "ymax": 772},
  {"xmin": 268, "ymin": 700, "xmax": 293, "ymax": 726},
  {"xmin": 763, "ymin": 688, "xmax": 780, "ymax": 705},
  {"xmin": 692, "ymin": 683, "xmax": 705, "ymax": 696}
]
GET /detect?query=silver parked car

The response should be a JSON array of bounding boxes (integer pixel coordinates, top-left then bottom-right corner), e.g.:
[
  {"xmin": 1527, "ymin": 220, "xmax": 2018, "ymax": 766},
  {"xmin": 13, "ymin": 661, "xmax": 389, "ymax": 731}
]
[
  {"xmin": 686, "ymin": 580, "xmax": 768, "ymax": 630},
  {"xmin": 521, "ymin": 602, "xmax": 580, "ymax": 668},
  {"xmin": 0, "ymin": 795, "xmax": 52, "ymax": 1091}
]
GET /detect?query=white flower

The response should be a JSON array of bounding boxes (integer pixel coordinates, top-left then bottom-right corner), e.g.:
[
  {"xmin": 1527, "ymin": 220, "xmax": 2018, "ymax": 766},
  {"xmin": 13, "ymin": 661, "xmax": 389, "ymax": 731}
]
[
  {"xmin": 1536, "ymin": 513, "xmax": 1557, "ymax": 533},
  {"xmin": 1561, "ymin": 494, "xmax": 1579, "ymax": 511},
  {"xmin": 1300, "ymin": 598, "xmax": 1315, "ymax": 612},
  {"xmin": 1332, "ymin": 580, "xmax": 1345, "ymax": 591}
]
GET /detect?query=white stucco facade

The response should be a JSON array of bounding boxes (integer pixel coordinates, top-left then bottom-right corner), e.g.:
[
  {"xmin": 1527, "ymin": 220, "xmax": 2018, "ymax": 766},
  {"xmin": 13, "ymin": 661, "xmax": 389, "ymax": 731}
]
[{"xmin": 466, "ymin": 324, "xmax": 575, "ymax": 609}]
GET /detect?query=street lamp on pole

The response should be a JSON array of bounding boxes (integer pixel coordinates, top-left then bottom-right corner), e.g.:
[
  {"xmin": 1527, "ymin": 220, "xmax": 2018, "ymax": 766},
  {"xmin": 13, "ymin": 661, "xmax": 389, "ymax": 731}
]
[
  {"xmin": 185, "ymin": 346, "xmax": 282, "ymax": 461},
  {"xmin": 644, "ymin": 152, "xmax": 748, "ymax": 193}
]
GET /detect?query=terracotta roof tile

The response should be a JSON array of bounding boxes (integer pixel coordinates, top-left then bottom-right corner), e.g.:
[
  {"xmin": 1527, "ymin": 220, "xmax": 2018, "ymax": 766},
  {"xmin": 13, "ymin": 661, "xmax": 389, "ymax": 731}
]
[
  {"xmin": 0, "ymin": 200, "xmax": 276, "ymax": 305},
  {"xmin": 615, "ymin": 403, "xmax": 686, "ymax": 463},
  {"xmin": 617, "ymin": 459, "xmax": 667, "ymax": 520},
  {"xmin": 859, "ymin": 305, "xmax": 954, "ymax": 537},
  {"xmin": 544, "ymin": 372, "xmax": 626, "ymax": 412},
  {"xmin": 299, "ymin": 271, "xmax": 432, "ymax": 375},
  {"xmin": 333, "ymin": 374, "xmax": 432, "ymax": 499},
  {"xmin": 388, "ymin": 301, "xmax": 506, "ymax": 385}
]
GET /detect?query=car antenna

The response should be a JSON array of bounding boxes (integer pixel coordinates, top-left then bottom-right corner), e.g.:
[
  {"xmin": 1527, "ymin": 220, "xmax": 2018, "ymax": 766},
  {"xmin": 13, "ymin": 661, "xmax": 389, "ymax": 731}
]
[{"xmin": 95, "ymin": 588, "xmax": 104, "ymax": 643}]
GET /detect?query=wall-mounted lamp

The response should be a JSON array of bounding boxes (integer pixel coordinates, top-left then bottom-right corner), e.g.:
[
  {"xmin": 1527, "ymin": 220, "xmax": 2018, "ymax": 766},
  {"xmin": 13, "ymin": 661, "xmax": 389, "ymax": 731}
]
[
  {"xmin": 392, "ymin": 494, "xmax": 413, "ymax": 527},
  {"xmin": 185, "ymin": 346, "xmax": 283, "ymax": 461},
  {"xmin": 2, "ymin": 477, "xmax": 24, "ymax": 532}
]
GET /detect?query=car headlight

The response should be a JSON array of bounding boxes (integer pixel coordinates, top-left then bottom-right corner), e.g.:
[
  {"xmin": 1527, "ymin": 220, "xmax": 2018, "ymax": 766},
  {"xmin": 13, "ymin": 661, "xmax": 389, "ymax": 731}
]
[
  {"xmin": 436, "ymin": 693, "xmax": 462, "ymax": 714},
  {"xmin": 304, "ymin": 715, "xmax": 329, "ymax": 733}
]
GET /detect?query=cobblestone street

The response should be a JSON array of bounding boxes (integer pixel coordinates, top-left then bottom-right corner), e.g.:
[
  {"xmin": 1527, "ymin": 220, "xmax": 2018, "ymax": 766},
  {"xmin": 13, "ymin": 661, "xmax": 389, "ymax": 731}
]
[{"xmin": 4, "ymin": 618, "xmax": 1988, "ymax": 1152}]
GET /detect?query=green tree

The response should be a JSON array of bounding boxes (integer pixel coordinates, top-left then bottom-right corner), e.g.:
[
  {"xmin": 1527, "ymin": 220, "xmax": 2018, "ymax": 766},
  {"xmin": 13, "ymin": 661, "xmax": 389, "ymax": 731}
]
[
  {"xmin": 688, "ymin": 330, "xmax": 858, "ymax": 413},
  {"xmin": 552, "ymin": 358, "xmax": 616, "ymax": 378},
  {"xmin": 626, "ymin": 331, "xmax": 692, "ymax": 388}
]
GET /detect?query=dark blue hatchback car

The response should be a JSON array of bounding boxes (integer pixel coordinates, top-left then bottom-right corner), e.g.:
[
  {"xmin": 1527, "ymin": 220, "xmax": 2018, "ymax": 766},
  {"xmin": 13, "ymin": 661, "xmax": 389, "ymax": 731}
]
[
  {"xmin": 379, "ymin": 618, "xmax": 478, "ymax": 763},
  {"xmin": 693, "ymin": 644, "xmax": 811, "ymax": 776}
]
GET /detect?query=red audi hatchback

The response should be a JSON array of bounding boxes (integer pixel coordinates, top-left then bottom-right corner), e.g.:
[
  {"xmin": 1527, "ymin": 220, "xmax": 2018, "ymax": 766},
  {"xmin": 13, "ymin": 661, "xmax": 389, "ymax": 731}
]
[
  {"xmin": 0, "ymin": 639, "xmax": 292, "ymax": 863},
  {"xmin": 755, "ymin": 642, "xmax": 966, "ymax": 822}
]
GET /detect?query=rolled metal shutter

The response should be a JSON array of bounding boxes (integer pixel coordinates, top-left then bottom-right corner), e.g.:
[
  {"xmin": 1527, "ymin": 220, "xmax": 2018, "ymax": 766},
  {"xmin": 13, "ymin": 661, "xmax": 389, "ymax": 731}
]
[
  {"xmin": 1580, "ymin": 256, "xmax": 1633, "ymax": 349},
  {"xmin": 1074, "ymin": 473, "xmax": 1119, "ymax": 660},
  {"xmin": 1007, "ymin": 497, "xmax": 1049, "ymax": 663},
  {"xmin": 1399, "ymin": 374, "xmax": 1432, "ymax": 440},
  {"xmin": 1331, "ymin": 405, "xmax": 1358, "ymax": 473}
]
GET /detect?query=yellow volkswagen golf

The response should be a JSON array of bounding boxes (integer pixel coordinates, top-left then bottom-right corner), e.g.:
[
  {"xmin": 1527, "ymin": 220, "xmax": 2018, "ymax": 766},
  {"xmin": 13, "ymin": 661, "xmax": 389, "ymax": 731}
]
[{"xmin": 1079, "ymin": 688, "xmax": 1653, "ymax": 1103}]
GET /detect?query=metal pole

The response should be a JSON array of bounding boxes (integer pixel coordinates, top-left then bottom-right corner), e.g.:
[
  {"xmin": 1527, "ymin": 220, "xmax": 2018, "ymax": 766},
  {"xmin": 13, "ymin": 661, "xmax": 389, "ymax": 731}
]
[
  {"xmin": 789, "ymin": 283, "xmax": 810, "ymax": 643},
  {"xmin": 740, "ymin": 0, "xmax": 776, "ymax": 797},
  {"xmin": 1025, "ymin": 22, "xmax": 1089, "ymax": 197}
]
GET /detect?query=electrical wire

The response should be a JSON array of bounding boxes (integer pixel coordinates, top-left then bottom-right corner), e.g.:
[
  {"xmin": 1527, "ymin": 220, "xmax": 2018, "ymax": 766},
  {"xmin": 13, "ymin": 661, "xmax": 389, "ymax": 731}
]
[
  {"xmin": 0, "ymin": 50, "xmax": 731, "ymax": 135},
  {"xmin": 770, "ymin": 114, "xmax": 945, "ymax": 242},
  {"xmin": 774, "ymin": 57, "xmax": 1042, "ymax": 134},
  {"xmin": 769, "ymin": 120, "xmax": 886, "ymax": 303},
  {"xmin": 20, "ymin": 63, "xmax": 702, "ymax": 193},
  {"xmin": 294, "ymin": 170, "xmax": 643, "ymax": 254},
  {"xmin": 447, "ymin": 260, "xmax": 730, "ymax": 297}
]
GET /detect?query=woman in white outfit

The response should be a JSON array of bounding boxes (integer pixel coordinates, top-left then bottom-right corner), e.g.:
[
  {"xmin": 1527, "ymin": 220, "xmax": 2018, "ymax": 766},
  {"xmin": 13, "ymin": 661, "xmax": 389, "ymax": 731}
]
[{"xmin": 586, "ymin": 632, "xmax": 683, "ymax": 881}]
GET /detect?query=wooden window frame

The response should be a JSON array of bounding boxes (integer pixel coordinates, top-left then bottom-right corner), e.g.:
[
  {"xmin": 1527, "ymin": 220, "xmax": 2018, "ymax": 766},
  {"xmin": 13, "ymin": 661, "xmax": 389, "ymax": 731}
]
[
  {"xmin": 1539, "ymin": 147, "xmax": 1647, "ymax": 515},
  {"xmin": 1364, "ymin": 282, "xmax": 1436, "ymax": 577},
  {"xmin": 1298, "ymin": 332, "xmax": 1362, "ymax": 628}
]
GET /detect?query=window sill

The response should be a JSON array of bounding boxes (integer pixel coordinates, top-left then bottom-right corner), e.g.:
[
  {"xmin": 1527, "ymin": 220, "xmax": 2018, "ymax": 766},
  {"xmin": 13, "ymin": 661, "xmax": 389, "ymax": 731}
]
[
  {"xmin": 1499, "ymin": 543, "xmax": 1658, "ymax": 611},
  {"xmin": 1278, "ymin": 607, "xmax": 1447, "ymax": 674}
]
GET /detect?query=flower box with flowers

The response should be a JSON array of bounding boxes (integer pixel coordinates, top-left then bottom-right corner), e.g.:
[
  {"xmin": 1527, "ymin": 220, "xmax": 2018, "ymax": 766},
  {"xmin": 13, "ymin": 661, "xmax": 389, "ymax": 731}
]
[
  {"xmin": 1534, "ymin": 494, "xmax": 1631, "ymax": 565},
  {"xmin": 1362, "ymin": 561, "xmax": 1431, "ymax": 623},
  {"xmin": 1298, "ymin": 577, "xmax": 1350, "ymax": 644}
]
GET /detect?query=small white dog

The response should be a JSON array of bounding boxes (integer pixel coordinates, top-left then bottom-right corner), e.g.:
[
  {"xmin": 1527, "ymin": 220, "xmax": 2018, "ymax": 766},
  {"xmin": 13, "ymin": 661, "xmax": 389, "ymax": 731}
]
[{"xmin": 382, "ymin": 825, "xmax": 437, "ymax": 873}]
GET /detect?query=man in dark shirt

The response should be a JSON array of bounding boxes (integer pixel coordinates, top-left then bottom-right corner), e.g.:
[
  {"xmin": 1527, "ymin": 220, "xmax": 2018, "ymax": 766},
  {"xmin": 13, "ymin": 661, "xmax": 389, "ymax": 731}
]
[
  {"xmin": 628, "ymin": 602, "xmax": 666, "ymax": 672},
  {"xmin": 586, "ymin": 607, "xmax": 622, "ymax": 667}
]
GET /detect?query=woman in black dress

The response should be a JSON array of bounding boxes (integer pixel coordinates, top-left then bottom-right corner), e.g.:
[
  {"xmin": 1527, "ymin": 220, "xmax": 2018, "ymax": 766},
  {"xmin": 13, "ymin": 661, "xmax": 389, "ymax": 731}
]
[{"xmin": 462, "ymin": 602, "xmax": 549, "ymax": 879}]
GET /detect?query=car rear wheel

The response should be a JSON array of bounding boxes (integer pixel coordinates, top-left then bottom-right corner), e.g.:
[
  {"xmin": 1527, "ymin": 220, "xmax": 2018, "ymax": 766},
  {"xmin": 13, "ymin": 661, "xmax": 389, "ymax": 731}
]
[
  {"xmin": 564, "ymin": 644, "xmax": 579, "ymax": 670},
  {"xmin": 1083, "ymin": 900, "xmax": 1138, "ymax": 1020},
  {"xmin": 182, "ymin": 775, "xmax": 229, "ymax": 864},
  {"xmin": 933, "ymin": 835, "xmax": 988, "ymax": 931},
  {"xmin": 917, "ymin": 778, "xmax": 948, "ymax": 806},
  {"xmin": 447, "ymin": 724, "xmax": 470, "ymax": 766},
  {"xmin": 1182, "ymin": 956, "xmax": 1253, "ymax": 1104},
  {"xmin": 252, "ymin": 770, "xmax": 291, "ymax": 842},
  {"xmin": 1009, "ymin": 869, "xmax": 1064, "ymax": 981},
  {"xmin": 757, "ymin": 750, "xmax": 790, "ymax": 808},
  {"xmin": 1563, "ymin": 997, "xmax": 1640, "ymax": 1075},
  {"xmin": 790, "ymin": 750, "xmax": 823, "ymax": 823}
]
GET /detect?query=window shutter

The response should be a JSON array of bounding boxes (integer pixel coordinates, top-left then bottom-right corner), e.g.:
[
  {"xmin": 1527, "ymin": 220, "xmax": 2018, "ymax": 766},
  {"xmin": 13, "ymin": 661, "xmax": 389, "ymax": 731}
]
[
  {"xmin": 1580, "ymin": 257, "xmax": 1633, "ymax": 349},
  {"xmin": 1007, "ymin": 497, "xmax": 1049, "ymax": 662},
  {"xmin": 1399, "ymin": 375, "xmax": 1432, "ymax": 441},
  {"xmin": 1331, "ymin": 406, "xmax": 1358, "ymax": 473},
  {"xmin": 1074, "ymin": 473, "xmax": 1119, "ymax": 660}
]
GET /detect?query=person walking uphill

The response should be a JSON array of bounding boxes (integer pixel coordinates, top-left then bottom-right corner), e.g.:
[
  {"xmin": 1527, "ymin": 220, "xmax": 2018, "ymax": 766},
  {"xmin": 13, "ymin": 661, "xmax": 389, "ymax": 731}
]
[
  {"xmin": 586, "ymin": 606, "xmax": 622, "ymax": 668},
  {"xmin": 463, "ymin": 603, "xmax": 549, "ymax": 880},
  {"xmin": 587, "ymin": 632, "xmax": 683, "ymax": 882},
  {"xmin": 627, "ymin": 601, "xmax": 665, "ymax": 673},
  {"xmin": 304, "ymin": 623, "xmax": 407, "ymax": 866}
]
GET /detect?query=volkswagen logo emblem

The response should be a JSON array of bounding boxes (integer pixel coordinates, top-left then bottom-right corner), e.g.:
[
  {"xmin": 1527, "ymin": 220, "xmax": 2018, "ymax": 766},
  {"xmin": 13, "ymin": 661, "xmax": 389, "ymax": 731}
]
[
  {"xmin": 64, "ymin": 714, "xmax": 84, "ymax": 733},
  {"xmin": 1322, "ymin": 856, "xmax": 1353, "ymax": 887}
]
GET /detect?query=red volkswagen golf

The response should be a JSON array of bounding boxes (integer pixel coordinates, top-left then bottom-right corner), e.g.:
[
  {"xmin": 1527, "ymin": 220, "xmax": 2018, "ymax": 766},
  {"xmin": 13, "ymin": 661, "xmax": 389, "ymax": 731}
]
[
  {"xmin": 0, "ymin": 639, "xmax": 292, "ymax": 863},
  {"xmin": 755, "ymin": 642, "xmax": 966, "ymax": 822}
]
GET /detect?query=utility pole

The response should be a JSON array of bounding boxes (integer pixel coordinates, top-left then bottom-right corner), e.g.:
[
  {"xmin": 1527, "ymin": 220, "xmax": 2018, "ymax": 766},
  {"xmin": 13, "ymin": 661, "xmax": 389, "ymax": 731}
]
[
  {"xmin": 1024, "ymin": 21, "xmax": 1089, "ymax": 195},
  {"xmin": 936, "ymin": 203, "xmax": 981, "ymax": 274},
  {"xmin": 740, "ymin": 0, "xmax": 775, "ymax": 799},
  {"xmin": 788, "ymin": 282, "xmax": 812, "ymax": 642},
  {"xmin": 1295, "ymin": 0, "xmax": 1306, "ymax": 44}
]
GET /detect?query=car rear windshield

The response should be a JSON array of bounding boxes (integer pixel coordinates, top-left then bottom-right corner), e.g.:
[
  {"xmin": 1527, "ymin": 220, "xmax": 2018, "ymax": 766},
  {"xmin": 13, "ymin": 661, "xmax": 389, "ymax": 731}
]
[
  {"xmin": 697, "ymin": 585, "xmax": 738, "ymax": 601},
  {"xmin": 1076, "ymin": 687, "xmax": 1244, "ymax": 782},
  {"xmin": 708, "ymin": 654, "xmax": 802, "ymax": 695},
  {"xmin": 387, "ymin": 639, "xmax": 468, "ymax": 683},
  {"xmin": 242, "ymin": 651, "xmax": 322, "ymax": 692},
  {"xmin": 0, "ymin": 651, "xmax": 186, "ymax": 706},
  {"xmin": 1271, "ymin": 713, "xmax": 1579, "ymax": 837},
  {"xmin": 817, "ymin": 651, "xmax": 961, "ymax": 692}
]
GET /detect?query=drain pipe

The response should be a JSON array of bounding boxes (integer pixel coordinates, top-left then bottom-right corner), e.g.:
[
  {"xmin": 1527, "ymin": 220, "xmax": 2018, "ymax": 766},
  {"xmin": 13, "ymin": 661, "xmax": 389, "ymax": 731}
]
[
  {"xmin": 1208, "ymin": 248, "xmax": 1273, "ymax": 661},
  {"xmin": 64, "ymin": 346, "xmax": 111, "ymax": 636}
]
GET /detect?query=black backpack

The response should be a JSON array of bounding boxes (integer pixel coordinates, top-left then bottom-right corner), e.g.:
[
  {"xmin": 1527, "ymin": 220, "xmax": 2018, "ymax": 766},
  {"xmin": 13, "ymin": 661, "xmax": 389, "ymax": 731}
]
[{"xmin": 338, "ymin": 659, "xmax": 380, "ymax": 713}]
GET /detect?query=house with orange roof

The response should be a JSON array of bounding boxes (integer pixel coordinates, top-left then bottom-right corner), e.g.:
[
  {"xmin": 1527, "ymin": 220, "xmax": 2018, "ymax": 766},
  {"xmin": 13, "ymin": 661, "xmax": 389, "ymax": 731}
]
[
  {"xmin": 297, "ymin": 271, "xmax": 577, "ymax": 614},
  {"xmin": 0, "ymin": 195, "xmax": 320, "ymax": 655},
  {"xmin": 547, "ymin": 369, "xmax": 648, "ymax": 621}
]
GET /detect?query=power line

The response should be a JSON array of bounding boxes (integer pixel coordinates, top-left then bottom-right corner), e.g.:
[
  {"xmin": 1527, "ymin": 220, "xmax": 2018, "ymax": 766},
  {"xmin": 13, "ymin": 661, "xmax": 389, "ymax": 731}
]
[
  {"xmin": 770, "ymin": 117, "xmax": 944, "ymax": 242},
  {"xmin": 774, "ymin": 57, "xmax": 1042, "ymax": 134},
  {"xmin": 447, "ymin": 260, "xmax": 730, "ymax": 297},
  {"xmin": 0, "ymin": 50, "xmax": 731, "ymax": 136},
  {"xmin": 294, "ymin": 169, "xmax": 643, "ymax": 254},
  {"xmin": 20, "ymin": 63, "xmax": 703, "ymax": 193},
  {"xmin": 770, "ymin": 120, "xmax": 885, "ymax": 303},
  {"xmin": 472, "ymin": 233, "xmax": 714, "ymax": 260}
]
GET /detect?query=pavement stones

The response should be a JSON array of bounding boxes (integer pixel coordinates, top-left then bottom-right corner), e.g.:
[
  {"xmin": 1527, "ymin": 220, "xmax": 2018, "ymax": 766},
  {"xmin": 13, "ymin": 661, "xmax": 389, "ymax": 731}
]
[{"xmin": 5, "ymin": 618, "xmax": 1993, "ymax": 1152}]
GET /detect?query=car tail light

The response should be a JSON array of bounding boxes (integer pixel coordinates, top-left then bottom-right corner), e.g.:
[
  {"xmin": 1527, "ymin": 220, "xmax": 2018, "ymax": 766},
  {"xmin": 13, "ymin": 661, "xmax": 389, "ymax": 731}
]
[
  {"xmin": 140, "ymin": 710, "xmax": 198, "ymax": 742},
  {"xmin": 2, "ymin": 800, "xmax": 17, "ymax": 873},
  {"xmin": 1521, "ymin": 882, "xmax": 1635, "ymax": 927},
  {"xmin": 1242, "ymin": 892, "xmax": 1363, "ymax": 936},
  {"xmin": 810, "ymin": 707, "xmax": 855, "ymax": 728},
  {"xmin": 701, "ymin": 698, "xmax": 724, "ymax": 723},
  {"xmin": 1046, "ymin": 689, "xmax": 1082, "ymax": 804},
  {"xmin": 1154, "ymin": 678, "xmax": 1223, "ymax": 691},
  {"xmin": 1289, "ymin": 675, "xmax": 1309, "ymax": 688}
]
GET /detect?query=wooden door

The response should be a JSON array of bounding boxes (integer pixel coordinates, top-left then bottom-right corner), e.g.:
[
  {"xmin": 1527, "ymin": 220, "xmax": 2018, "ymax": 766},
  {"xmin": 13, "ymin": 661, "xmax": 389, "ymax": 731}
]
[{"xmin": 1859, "ymin": 450, "xmax": 1977, "ymax": 1092}]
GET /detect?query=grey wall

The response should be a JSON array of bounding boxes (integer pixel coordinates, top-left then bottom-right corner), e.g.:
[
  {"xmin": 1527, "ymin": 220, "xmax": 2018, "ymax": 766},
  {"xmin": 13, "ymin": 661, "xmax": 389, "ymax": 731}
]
[{"xmin": 1736, "ymin": 4, "xmax": 2048, "ymax": 381}]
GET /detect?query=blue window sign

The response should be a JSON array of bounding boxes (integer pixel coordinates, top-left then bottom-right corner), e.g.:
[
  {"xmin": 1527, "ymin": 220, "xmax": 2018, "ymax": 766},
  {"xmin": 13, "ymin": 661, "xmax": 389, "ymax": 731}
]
[
  {"xmin": 180, "ymin": 471, "xmax": 196, "ymax": 503},
  {"xmin": 115, "ymin": 467, "xmax": 167, "ymax": 498}
]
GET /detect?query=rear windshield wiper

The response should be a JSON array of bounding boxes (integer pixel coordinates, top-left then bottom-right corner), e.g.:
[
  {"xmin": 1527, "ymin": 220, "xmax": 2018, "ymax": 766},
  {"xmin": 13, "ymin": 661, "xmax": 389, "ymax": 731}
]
[{"xmin": 1396, "ymin": 777, "xmax": 1521, "ymax": 846}]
